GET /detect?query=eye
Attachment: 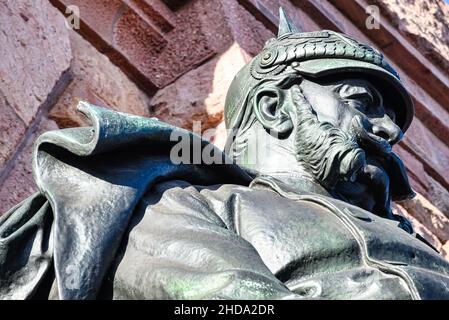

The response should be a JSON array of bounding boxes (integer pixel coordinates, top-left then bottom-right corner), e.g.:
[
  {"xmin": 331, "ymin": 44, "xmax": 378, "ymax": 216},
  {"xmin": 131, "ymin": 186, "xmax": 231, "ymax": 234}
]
[
  {"xmin": 343, "ymin": 100, "xmax": 364, "ymax": 114},
  {"xmin": 342, "ymin": 92, "xmax": 373, "ymax": 112},
  {"xmin": 346, "ymin": 92, "xmax": 374, "ymax": 106}
]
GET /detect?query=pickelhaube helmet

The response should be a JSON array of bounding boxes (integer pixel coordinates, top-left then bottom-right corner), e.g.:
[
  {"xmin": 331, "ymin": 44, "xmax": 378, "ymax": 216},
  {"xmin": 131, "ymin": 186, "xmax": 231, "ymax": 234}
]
[{"xmin": 224, "ymin": 8, "xmax": 414, "ymax": 134}]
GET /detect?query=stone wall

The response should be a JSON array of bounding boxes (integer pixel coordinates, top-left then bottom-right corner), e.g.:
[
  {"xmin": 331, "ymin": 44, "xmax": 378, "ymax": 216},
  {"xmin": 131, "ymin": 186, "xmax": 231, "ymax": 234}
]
[{"xmin": 1, "ymin": 0, "xmax": 449, "ymax": 258}]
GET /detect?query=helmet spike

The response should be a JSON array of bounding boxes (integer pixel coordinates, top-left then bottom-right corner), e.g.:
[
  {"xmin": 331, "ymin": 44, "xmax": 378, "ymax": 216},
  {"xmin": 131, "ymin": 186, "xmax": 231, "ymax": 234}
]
[{"xmin": 278, "ymin": 7, "xmax": 298, "ymax": 37}]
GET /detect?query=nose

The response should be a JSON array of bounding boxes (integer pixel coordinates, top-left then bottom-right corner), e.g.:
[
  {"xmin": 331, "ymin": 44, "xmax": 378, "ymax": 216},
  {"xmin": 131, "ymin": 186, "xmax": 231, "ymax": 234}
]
[{"xmin": 370, "ymin": 116, "xmax": 403, "ymax": 145}]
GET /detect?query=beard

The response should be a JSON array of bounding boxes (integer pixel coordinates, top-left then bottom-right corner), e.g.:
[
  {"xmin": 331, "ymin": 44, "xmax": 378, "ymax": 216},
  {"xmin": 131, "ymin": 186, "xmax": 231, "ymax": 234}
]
[
  {"xmin": 294, "ymin": 98, "xmax": 365, "ymax": 190},
  {"xmin": 293, "ymin": 94, "xmax": 414, "ymax": 219}
]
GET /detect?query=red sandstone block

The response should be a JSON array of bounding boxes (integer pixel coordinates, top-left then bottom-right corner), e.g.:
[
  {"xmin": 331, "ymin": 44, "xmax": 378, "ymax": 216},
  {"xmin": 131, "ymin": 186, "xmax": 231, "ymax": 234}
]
[
  {"xmin": 0, "ymin": 0, "xmax": 71, "ymax": 126},
  {"xmin": 0, "ymin": 118, "xmax": 58, "ymax": 215},
  {"xmin": 393, "ymin": 145, "xmax": 429, "ymax": 194},
  {"xmin": 403, "ymin": 118, "xmax": 449, "ymax": 178},
  {"xmin": 49, "ymin": 31, "xmax": 152, "ymax": 128},
  {"xmin": 126, "ymin": 0, "xmax": 176, "ymax": 33},
  {"xmin": 0, "ymin": 97, "xmax": 26, "ymax": 172},
  {"xmin": 50, "ymin": 0, "xmax": 232, "ymax": 92},
  {"xmin": 149, "ymin": 43, "xmax": 251, "ymax": 132}
]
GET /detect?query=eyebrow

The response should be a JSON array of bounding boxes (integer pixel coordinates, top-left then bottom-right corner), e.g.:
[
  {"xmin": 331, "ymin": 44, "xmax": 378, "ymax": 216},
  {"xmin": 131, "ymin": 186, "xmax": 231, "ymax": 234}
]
[{"xmin": 335, "ymin": 84, "xmax": 374, "ymax": 100}]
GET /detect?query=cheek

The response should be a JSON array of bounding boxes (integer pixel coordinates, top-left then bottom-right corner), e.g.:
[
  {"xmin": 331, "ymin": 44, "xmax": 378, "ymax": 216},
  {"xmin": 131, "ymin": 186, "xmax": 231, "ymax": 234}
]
[
  {"xmin": 339, "ymin": 105, "xmax": 358, "ymax": 133},
  {"xmin": 311, "ymin": 96, "xmax": 342, "ymax": 126},
  {"xmin": 337, "ymin": 102, "xmax": 370, "ymax": 134},
  {"xmin": 315, "ymin": 100, "xmax": 355, "ymax": 133}
]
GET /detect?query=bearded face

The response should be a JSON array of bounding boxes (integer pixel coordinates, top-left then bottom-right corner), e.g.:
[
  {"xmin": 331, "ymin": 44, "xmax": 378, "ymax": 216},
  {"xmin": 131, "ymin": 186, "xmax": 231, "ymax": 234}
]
[{"xmin": 293, "ymin": 77, "xmax": 414, "ymax": 218}]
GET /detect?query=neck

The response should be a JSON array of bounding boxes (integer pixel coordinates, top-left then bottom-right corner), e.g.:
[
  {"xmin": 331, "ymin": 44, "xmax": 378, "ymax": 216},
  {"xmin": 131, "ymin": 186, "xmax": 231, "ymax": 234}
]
[{"xmin": 237, "ymin": 125, "xmax": 332, "ymax": 197}]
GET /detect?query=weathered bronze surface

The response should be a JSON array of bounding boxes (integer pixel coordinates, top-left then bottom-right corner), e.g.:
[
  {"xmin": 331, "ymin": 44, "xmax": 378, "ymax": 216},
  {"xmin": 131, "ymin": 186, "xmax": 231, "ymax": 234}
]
[{"xmin": 1, "ymin": 8, "xmax": 449, "ymax": 300}]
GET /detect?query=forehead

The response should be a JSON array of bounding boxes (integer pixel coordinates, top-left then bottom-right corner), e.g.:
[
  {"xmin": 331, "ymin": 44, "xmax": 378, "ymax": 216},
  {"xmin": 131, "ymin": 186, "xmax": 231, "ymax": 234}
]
[
  {"xmin": 324, "ymin": 78, "xmax": 375, "ymax": 93},
  {"xmin": 304, "ymin": 77, "xmax": 382, "ymax": 99}
]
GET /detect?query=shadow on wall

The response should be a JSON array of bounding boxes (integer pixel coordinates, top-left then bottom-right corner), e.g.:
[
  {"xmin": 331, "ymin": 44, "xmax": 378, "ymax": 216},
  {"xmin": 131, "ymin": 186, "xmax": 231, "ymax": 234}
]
[{"xmin": 148, "ymin": 42, "xmax": 252, "ymax": 150}]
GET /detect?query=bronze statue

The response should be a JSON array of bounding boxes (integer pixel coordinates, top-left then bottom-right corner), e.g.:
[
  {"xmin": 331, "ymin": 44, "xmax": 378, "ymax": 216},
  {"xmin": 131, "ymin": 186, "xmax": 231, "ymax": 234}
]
[{"xmin": 1, "ymin": 8, "xmax": 449, "ymax": 300}]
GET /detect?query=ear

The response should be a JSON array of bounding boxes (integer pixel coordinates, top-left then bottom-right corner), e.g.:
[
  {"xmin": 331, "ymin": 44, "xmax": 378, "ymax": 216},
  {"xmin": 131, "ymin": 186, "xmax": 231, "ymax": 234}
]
[{"xmin": 253, "ymin": 87, "xmax": 294, "ymax": 137}]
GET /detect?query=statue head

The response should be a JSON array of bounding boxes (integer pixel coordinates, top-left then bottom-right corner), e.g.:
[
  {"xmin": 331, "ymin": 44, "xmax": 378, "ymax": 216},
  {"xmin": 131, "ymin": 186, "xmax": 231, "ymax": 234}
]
[{"xmin": 224, "ymin": 8, "xmax": 415, "ymax": 218}]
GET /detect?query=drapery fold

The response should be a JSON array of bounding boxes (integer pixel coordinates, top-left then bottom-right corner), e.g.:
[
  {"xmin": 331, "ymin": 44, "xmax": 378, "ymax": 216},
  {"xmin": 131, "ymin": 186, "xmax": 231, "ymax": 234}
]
[{"xmin": 1, "ymin": 102, "xmax": 251, "ymax": 299}]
